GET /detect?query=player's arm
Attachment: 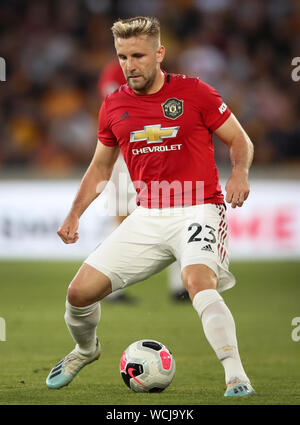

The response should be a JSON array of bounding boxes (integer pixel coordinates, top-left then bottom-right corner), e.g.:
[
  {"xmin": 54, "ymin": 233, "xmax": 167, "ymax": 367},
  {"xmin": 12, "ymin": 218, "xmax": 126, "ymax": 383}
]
[
  {"xmin": 214, "ymin": 114, "xmax": 254, "ymax": 208},
  {"xmin": 57, "ymin": 142, "xmax": 120, "ymax": 244}
]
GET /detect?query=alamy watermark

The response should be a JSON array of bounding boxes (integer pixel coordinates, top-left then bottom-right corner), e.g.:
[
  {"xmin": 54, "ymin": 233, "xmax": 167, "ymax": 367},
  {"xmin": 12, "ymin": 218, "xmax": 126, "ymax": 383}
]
[
  {"xmin": 291, "ymin": 317, "xmax": 300, "ymax": 342},
  {"xmin": 0, "ymin": 57, "xmax": 6, "ymax": 81},
  {"xmin": 0, "ymin": 317, "xmax": 6, "ymax": 341},
  {"xmin": 291, "ymin": 57, "xmax": 300, "ymax": 82},
  {"xmin": 96, "ymin": 174, "xmax": 204, "ymax": 216}
]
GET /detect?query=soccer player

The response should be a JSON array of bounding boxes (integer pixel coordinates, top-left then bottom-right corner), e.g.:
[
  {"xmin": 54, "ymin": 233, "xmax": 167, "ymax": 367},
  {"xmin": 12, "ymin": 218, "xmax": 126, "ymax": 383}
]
[
  {"xmin": 46, "ymin": 17, "xmax": 255, "ymax": 397},
  {"xmin": 98, "ymin": 60, "xmax": 188, "ymax": 302}
]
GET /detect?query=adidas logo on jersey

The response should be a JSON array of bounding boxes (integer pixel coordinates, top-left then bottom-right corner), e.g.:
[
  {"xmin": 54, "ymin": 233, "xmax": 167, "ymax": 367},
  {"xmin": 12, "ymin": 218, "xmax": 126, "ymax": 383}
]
[
  {"xmin": 120, "ymin": 111, "xmax": 130, "ymax": 120},
  {"xmin": 201, "ymin": 244, "xmax": 214, "ymax": 252}
]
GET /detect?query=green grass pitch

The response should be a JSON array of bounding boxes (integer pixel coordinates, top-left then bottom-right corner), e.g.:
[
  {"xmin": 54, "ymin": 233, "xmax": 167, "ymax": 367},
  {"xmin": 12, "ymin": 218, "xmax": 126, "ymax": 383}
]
[{"xmin": 0, "ymin": 260, "xmax": 300, "ymax": 405}]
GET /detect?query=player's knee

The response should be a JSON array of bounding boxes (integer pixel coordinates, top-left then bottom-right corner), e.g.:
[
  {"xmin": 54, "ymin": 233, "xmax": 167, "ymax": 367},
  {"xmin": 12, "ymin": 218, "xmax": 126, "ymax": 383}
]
[
  {"xmin": 67, "ymin": 283, "xmax": 89, "ymax": 307},
  {"xmin": 67, "ymin": 275, "xmax": 112, "ymax": 306}
]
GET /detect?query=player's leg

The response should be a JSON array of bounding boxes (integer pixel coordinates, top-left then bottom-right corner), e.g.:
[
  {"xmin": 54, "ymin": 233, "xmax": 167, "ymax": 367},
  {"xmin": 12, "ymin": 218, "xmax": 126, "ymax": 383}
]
[
  {"xmin": 46, "ymin": 209, "xmax": 173, "ymax": 389},
  {"xmin": 67, "ymin": 263, "xmax": 112, "ymax": 307},
  {"xmin": 64, "ymin": 263, "xmax": 111, "ymax": 352},
  {"xmin": 181, "ymin": 264, "xmax": 253, "ymax": 395},
  {"xmin": 177, "ymin": 204, "xmax": 254, "ymax": 396},
  {"xmin": 46, "ymin": 265, "xmax": 111, "ymax": 389}
]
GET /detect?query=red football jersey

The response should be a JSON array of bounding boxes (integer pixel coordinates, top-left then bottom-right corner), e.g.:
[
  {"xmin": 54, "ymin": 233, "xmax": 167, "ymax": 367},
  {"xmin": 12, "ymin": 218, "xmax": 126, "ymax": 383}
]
[{"xmin": 98, "ymin": 72, "xmax": 231, "ymax": 208}]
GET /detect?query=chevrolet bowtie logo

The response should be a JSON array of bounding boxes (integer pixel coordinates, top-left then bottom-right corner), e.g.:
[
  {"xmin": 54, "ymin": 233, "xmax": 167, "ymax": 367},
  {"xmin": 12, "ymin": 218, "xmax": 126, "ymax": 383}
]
[{"xmin": 130, "ymin": 124, "xmax": 179, "ymax": 144}]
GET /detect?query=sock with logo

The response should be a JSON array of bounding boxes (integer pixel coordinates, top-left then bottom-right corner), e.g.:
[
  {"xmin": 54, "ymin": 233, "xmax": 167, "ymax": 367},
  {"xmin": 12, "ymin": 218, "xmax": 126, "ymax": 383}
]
[
  {"xmin": 192, "ymin": 289, "xmax": 249, "ymax": 384},
  {"xmin": 64, "ymin": 299, "xmax": 101, "ymax": 355}
]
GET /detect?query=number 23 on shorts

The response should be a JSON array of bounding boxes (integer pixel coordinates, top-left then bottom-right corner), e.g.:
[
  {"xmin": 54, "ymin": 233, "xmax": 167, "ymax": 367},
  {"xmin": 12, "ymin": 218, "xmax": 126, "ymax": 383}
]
[{"xmin": 187, "ymin": 223, "xmax": 217, "ymax": 244}]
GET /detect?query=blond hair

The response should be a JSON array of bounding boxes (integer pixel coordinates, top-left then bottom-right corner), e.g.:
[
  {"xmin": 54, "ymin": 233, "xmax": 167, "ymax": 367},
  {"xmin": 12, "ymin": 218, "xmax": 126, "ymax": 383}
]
[{"xmin": 111, "ymin": 16, "xmax": 160, "ymax": 44}]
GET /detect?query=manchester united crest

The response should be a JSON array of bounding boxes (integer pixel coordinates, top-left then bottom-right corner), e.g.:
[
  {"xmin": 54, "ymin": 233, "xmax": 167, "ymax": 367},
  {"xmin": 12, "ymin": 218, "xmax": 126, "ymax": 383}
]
[{"xmin": 162, "ymin": 98, "xmax": 183, "ymax": 120}]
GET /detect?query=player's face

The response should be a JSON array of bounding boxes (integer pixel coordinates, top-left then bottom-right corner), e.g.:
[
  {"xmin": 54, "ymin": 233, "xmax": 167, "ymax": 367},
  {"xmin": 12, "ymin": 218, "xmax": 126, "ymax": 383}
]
[{"xmin": 115, "ymin": 35, "xmax": 165, "ymax": 94}]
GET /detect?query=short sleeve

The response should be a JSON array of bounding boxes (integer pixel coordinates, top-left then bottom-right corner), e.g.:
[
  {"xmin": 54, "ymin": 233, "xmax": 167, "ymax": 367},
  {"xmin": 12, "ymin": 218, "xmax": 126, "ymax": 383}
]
[
  {"xmin": 196, "ymin": 79, "xmax": 231, "ymax": 132},
  {"xmin": 97, "ymin": 100, "xmax": 118, "ymax": 146}
]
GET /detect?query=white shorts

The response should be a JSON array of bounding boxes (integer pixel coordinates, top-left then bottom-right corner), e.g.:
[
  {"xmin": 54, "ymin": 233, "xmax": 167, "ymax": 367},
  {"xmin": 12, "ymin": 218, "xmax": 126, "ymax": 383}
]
[{"xmin": 85, "ymin": 203, "xmax": 235, "ymax": 293}]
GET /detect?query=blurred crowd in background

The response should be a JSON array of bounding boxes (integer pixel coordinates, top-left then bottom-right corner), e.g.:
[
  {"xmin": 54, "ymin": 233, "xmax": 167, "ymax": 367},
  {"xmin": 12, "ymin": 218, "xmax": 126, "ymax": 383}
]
[{"xmin": 0, "ymin": 0, "xmax": 299, "ymax": 176}]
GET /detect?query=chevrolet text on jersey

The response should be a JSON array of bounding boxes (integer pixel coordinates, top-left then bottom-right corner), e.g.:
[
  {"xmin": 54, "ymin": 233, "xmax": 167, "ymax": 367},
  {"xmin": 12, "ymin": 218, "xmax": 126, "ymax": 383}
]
[{"xmin": 132, "ymin": 143, "xmax": 182, "ymax": 155}]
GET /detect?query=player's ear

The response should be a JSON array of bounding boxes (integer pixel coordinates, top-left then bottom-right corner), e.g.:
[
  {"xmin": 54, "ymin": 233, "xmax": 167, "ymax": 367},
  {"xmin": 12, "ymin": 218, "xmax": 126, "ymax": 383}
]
[{"xmin": 156, "ymin": 45, "xmax": 165, "ymax": 64}]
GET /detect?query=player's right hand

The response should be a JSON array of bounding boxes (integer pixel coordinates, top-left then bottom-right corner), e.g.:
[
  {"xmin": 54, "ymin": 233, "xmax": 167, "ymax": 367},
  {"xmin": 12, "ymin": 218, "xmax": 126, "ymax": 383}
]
[{"xmin": 57, "ymin": 213, "xmax": 79, "ymax": 244}]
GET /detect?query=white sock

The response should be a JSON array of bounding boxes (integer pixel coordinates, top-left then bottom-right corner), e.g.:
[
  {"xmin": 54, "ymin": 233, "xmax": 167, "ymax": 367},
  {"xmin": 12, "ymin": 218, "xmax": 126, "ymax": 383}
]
[
  {"xmin": 193, "ymin": 289, "xmax": 249, "ymax": 384},
  {"xmin": 64, "ymin": 299, "xmax": 101, "ymax": 355}
]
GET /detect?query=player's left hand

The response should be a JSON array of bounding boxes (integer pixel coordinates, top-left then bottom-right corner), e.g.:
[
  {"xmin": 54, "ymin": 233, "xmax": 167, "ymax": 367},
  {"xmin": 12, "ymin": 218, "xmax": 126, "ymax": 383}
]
[{"xmin": 225, "ymin": 169, "xmax": 250, "ymax": 208}]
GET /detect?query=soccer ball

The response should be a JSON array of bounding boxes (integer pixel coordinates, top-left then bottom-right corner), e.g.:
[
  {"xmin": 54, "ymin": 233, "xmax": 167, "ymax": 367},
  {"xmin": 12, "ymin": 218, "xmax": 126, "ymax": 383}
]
[{"xmin": 120, "ymin": 339, "xmax": 176, "ymax": 393}]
